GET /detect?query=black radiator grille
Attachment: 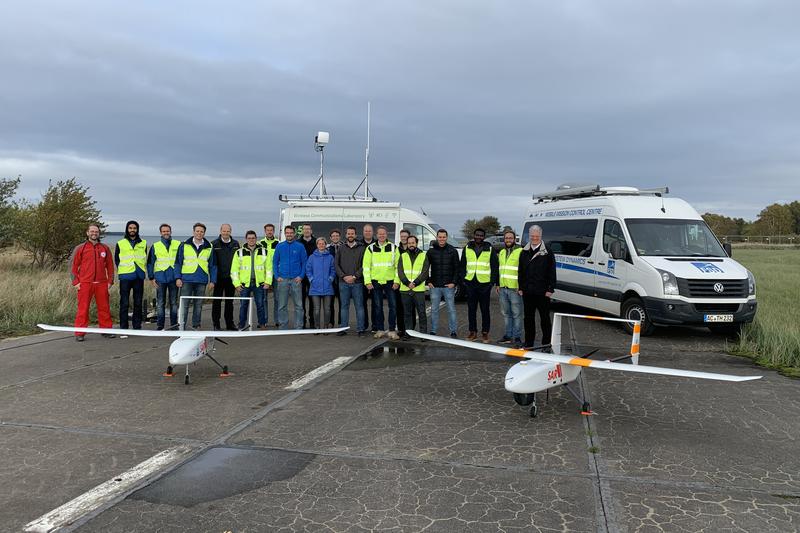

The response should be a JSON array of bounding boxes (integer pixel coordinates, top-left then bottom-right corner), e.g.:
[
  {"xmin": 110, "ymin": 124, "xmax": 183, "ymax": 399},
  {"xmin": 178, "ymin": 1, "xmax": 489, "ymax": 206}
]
[{"xmin": 677, "ymin": 279, "xmax": 748, "ymax": 298}]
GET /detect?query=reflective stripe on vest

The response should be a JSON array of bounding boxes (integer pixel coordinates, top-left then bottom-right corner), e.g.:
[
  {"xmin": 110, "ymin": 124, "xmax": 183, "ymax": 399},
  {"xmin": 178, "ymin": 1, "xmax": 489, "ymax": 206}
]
[
  {"xmin": 152, "ymin": 240, "xmax": 180, "ymax": 272},
  {"xmin": 181, "ymin": 244, "xmax": 211, "ymax": 275},
  {"xmin": 231, "ymin": 247, "xmax": 269, "ymax": 287},
  {"xmin": 464, "ymin": 247, "xmax": 492, "ymax": 283},
  {"xmin": 400, "ymin": 252, "xmax": 427, "ymax": 292},
  {"xmin": 117, "ymin": 238, "xmax": 147, "ymax": 275},
  {"xmin": 364, "ymin": 242, "xmax": 396, "ymax": 283},
  {"xmin": 498, "ymin": 247, "xmax": 522, "ymax": 289}
]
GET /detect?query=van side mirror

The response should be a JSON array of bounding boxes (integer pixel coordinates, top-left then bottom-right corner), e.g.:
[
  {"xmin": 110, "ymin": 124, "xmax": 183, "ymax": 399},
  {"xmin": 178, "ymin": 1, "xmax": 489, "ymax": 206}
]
[
  {"xmin": 610, "ymin": 240, "xmax": 625, "ymax": 260},
  {"xmin": 723, "ymin": 242, "xmax": 732, "ymax": 257}
]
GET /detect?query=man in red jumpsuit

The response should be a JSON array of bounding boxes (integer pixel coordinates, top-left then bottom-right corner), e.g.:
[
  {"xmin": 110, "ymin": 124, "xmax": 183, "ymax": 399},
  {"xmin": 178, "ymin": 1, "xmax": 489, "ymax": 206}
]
[{"xmin": 70, "ymin": 223, "xmax": 116, "ymax": 341}]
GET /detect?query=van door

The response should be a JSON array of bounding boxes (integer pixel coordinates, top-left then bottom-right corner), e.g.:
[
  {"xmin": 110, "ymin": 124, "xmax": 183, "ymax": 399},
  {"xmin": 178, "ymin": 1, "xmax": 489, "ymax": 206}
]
[{"xmin": 594, "ymin": 218, "xmax": 631, "ymax": 314}]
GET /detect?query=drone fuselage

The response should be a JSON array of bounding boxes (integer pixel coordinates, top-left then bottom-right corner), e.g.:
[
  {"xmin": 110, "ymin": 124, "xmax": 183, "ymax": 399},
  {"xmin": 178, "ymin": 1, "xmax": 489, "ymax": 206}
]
[
  {"xmin": 169, "ymin": 336, "xmax": 212, "ymax": 366},
  {"xmin": 504, "ymin": 360, "xmax": 581, "ymax": 394}
]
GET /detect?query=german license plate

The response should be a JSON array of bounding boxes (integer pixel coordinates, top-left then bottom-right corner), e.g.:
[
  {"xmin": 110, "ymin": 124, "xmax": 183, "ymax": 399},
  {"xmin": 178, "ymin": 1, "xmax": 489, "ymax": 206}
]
[{"xmin": 704, "ymin": 314, "xmax": 734, "ymax": 323}]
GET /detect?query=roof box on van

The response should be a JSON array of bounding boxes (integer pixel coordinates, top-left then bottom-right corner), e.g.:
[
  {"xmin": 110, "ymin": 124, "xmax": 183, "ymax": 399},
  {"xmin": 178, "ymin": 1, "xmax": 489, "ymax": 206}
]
[{"xmin": 532, "ymin": 184, "xmax": 669, "ymax": 203}]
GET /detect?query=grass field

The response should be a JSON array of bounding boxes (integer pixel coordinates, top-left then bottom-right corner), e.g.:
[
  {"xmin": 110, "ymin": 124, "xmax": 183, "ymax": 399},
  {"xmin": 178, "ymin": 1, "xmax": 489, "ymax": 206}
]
[
  {"xmin": 728, "ymin": 249, "xmax": 800, "ymax": 376},
  {"xmin": 0, "ymin": 250, "xmax": 155, "ymax": 338}
]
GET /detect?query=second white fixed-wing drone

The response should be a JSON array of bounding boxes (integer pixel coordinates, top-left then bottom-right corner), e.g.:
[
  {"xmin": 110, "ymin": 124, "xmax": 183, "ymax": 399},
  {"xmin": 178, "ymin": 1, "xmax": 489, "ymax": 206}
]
[
  {"xmin": 408, "ymin": 312, "xmax": 761, "ymax": 417},
  {"xmin": 38, "ymin": 324, "xmax": 347, "ymax": 384}
]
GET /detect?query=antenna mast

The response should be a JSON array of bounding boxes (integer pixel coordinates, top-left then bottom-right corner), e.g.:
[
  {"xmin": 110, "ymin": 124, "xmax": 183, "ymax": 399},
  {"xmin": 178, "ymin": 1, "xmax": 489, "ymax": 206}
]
[
  {"xmin": 352, "ymin": 102, "xmax": 374, "ymax": 199},
  {"xmin": 307, "ymin": 131, "xmax": 330, "ymax": 196}
]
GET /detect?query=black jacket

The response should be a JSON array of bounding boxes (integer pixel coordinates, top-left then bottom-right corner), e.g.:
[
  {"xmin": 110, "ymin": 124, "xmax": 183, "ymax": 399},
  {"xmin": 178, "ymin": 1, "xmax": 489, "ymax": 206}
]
[
  {"xmin": 212, "ymin": 237, "xmax": 240, "ymax": 280},
  {"xmin": 518, "ymin": 243, "xmax": 557, "ymax": 295},
  {"xmin": 426, "ymin": 242, "xmax": 460, "ymax": 287},
  {"xmin": 299, "ymin": 235, "xmax": 316, "ymax": 257},
  {"xmin": 459, "ymin": 241, "xmax": 499, "ymax": 286}
]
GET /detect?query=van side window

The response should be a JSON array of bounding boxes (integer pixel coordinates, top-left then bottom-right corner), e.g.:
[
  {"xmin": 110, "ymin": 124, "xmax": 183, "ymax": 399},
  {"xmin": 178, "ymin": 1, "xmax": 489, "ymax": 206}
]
[
  {"xmin": 602, "ymin": 220, "xmax": 629, "ymax": 258},
  {"xmin": 403, "ymin": 223, "xmax": 436, "ymax": 250},
  {"xmin": 523, "ymin": 220, "xmax": 597, "ymax": 257}
]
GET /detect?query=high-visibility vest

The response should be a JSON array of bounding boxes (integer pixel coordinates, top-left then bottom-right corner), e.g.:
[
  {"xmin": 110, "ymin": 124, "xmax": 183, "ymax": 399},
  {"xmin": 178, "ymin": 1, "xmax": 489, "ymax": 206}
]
[
  {"xmin": 498, "ymin": 246, "xmax": 522, "ymax": 289},
  {"xmin": 363, "ymin": 241, "xmax": 397, "ymax": 284},
  {"xmin": 181, "ymin": 243, "xmax": 211, "ymax": 275},
  {"xmin": 152, "ymin": 239, "xmax": 180, "ymax": 272},
  {"xmin": 117, "ymin": 238, "xmax": 147, "ymax": 275},
  {"xmin": 464, "ymin": 246, "xmax": 492, "ymax": 283},
  {"xmin": 230, "ymin": 246, "xmax": 271, "ymax": 287},
  {"xmin": 398, "ymin": 251, "xmax": 427, "ymax": 292}
]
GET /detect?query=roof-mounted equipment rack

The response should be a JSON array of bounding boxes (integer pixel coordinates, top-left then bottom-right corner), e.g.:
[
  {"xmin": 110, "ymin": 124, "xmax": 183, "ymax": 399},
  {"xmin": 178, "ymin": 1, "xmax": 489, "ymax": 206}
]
[{"xmin": 532, "ymin": 184, "xmax": 669, "ymax": 203}]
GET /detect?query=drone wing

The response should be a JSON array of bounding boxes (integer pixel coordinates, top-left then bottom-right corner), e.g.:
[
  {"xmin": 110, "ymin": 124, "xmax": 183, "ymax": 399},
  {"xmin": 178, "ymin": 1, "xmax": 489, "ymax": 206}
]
[
  {"xmin": 38, "ymin": 324, "xmax": 348, "ymax": 337},
  {"xmin": 405, "ymin": 330, "xmax": 761, "ymax": 383}
]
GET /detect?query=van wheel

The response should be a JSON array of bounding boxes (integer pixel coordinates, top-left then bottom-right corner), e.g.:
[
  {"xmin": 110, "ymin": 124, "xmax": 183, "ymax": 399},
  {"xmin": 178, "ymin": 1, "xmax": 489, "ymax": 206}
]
[{"xmin": 621, "ymin": 297, "xmax": 655, "ymax": 336}]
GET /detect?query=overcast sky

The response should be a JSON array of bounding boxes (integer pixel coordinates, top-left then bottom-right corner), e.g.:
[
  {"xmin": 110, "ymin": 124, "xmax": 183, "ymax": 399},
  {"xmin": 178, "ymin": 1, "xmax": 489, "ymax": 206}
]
[{"xmin": 1, "ymin": 1, "xmax": 798, "ymax": 237}]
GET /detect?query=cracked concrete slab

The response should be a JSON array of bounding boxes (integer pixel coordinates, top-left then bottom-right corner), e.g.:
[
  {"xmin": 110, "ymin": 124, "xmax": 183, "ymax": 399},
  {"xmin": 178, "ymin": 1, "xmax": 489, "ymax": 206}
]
[{"xmin": 80, "ymin": 450, "xmax": 598, "ymax": 532}]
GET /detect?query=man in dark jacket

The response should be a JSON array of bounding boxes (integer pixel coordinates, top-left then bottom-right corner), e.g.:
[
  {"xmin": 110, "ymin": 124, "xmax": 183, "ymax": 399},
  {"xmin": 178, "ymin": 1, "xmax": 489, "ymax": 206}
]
[
  {"xmin": 427, "ymin": 229, "xmax": 459, "ymax": 338},
  {"xmin": 518, "ymin": 225, "xmax": 557, "ymax": 349},
  {"xmin": 335, "ymin": 226, "xmax": 366, "ymax": 336},
  {"xmin": 360, "ymin": 224, "xmax": 376, "ymax": 332},
  {"xmin": 326, "ymin": 229, "xmax": 342, "ymax": 327},
  {"xmin": 211, "ymin": 224, "xmax": 240, "ymax": 330},
  {"xmin": 299, "ymin": 223, "xmax": 316, "ymax": 328},
  {"xmin": 114, "ymin": 220, "xmax": 147, "ymax": 330},
  {"xmin": 459, "ymin": 228, "xmax": 499, "ymax": 343},
  {"xmin": 395, "ymin": 228, "xmax": 414, "ymax": 333}
]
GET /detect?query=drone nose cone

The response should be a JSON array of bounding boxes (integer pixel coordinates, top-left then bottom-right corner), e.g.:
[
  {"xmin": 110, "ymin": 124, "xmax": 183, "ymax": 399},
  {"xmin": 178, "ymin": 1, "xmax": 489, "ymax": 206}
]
[
  {"xmin": 169, "ymin": 337, "xmax": 205, "ymax": 365},
  {"xmin": 504, "ymin": 361, "xmax": 547, "ymax": 393}
]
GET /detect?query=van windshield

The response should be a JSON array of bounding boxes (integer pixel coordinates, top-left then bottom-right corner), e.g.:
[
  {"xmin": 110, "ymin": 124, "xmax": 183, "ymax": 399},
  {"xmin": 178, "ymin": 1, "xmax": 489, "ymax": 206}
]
[{"xmin": 625, "ymin": 218, "xmax": 726, "ymax": 257}]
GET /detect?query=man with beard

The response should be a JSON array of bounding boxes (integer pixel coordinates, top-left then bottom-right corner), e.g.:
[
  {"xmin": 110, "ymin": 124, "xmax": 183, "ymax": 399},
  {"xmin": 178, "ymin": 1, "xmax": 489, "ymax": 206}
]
[
  {"xmin": 459, "ymin": 227, "xmax": 499, "ymax": 343},
  {"xmin": 360, "ymin": 224, "xmax": 376, "ymax": 332},
  {"xmin": 335, "ymin": 226, "xmax": 366, "ymax": 336},
  {"xmin": 259, "ymin": 223, "xmax": 279, "ymax": 327},
  {"xmin": 299, "ymin": 223, "xmax": 316, "ymax": 328},
  {"xmin": 114, "ymin": 220, "xmax": 147, "ymax": 330},
  {"xmin": 70, "ymin": 223, "xmax": 115, "ymax": 341},
  {"xmin": 146, "ymin": 223, "xmax": 180, "ymax": 330}
]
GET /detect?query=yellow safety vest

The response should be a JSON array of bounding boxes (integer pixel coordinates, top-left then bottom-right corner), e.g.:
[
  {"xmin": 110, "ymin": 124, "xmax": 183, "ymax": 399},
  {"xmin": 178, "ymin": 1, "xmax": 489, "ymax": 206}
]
[
  {"xmin": 498, "ymin": 246, "xmax": 522, "ymax": 289},
  {"xmin": 152, "ymin": 239, "xmax": 180, "ymax": 272},
  {"xmin": 181, "ymin": 243, "xmax": 211, "ymax": 275},
  {"xmin": 398, "ymin": 251, "xmax": 427, "ymax": 292},
  {"xmin": 117, "ymin": 238, "xmax": 147, "ymax": 275},
  {"xmin": 363, "ymin": 241, "xmax": 397, "ymax": 284},
  {"xmin": 464, "ymin": 247, "xmax": 492, "ymax": 283},
  {"xmin": 231, "ymin": 246, "xmax": 271, "ymax": 287}
]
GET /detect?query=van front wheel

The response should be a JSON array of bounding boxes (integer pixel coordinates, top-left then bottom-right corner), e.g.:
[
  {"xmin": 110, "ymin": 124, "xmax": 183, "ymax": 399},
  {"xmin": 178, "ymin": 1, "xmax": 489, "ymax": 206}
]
[{"xmin": 621, "ymin": 297, "xmax": 655, "ymax": 336}]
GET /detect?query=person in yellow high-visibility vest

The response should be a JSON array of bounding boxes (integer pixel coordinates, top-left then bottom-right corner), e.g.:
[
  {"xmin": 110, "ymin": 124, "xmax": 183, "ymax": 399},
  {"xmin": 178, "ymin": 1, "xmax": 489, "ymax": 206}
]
[
  {"xmin": 175, "ymin": 223, "xmax": 217, "ymax": 330},
  {"xmin": 363, "ymin": 225, "xmax": 400, "ymax": 340},
  {"xmin": 231, "ymin": 230, "xmax": 271, "ymax": 329},
  {"xmin": 395, "ymin": 235, "xmax": 430, "ymax": 339},
  {"xmin": 458, "ymin": 228, "xmax": 499, "ymax": 343},
  {"xmin": 146, "ymin": 223, "xmax": 180, "ymax": 330},
  {"xmin": 260, "ymin": 223, "xmax": 280, "ymax": 327},
  {"xmin": 496, "ymin": 230, "xmax": 523, "ymax": 346},
  {"xmin": 114, "ymin": 220, "xmax": 147, "ymax": 330}
]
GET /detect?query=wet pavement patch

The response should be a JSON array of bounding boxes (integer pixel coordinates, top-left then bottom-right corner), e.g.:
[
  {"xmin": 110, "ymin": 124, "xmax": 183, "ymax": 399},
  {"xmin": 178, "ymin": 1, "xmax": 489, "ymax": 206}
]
[{"xmin": 131, "ymin": 446, "xmax": 314, "ymax": 507}]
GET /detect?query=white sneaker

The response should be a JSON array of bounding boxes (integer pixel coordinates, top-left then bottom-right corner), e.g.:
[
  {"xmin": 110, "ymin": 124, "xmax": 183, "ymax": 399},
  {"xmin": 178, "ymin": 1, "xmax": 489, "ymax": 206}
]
[{"xmin": 373, "ymin": 330, "xmax": 385, "ymax": 338}]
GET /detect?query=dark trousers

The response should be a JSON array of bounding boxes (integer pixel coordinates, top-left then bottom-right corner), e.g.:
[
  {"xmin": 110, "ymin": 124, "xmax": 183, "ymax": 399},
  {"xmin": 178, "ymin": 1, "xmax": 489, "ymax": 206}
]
[
  {"xmin": 523, "ymin": 294, "xmax": 552, "ymax": 347},
  {"xmin": 212, "ymin": 277, "xmax": 236, "ymax": 329},
  {"xmin": 401, "ymin": 292, "xmax": 427, "ymax": 334},
  {"xmin": 466, "ymin": 282, "xmax": 492, "ymax": 333},
  {"xmin": 395, "ymin": 287, "xmax": 416, "ymax": 332},
  {"xmin": 363, "ymin": 284, "xmax": 374, "ymax": 330},
  {"xmin": 302, "ymin": 278, "xmax": 315, "ymax": 328},
  {"xmin": 119, "ymin": 278, "xmax": 144, "ymax": 329},
  {"xmin": 328, "ymin": 278, "xmax": 339, "ymax": 327}
]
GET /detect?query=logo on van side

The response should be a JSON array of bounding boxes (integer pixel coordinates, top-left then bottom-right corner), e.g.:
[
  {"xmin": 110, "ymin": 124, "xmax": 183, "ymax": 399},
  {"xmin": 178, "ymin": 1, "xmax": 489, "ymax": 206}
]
[{"xmin": 691, "ymin": 262, "xmax": 724, "ymax": 274}]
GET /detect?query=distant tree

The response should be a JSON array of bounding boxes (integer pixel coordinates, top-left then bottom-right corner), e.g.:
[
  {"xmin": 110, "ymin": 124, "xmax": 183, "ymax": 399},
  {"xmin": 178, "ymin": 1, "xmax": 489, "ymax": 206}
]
[
  {"xmin": 702, "ymin": 212, "xmax": 739, "ymax": 237},
  {"xmin": 733, "ymin": 217, "xmax": 749, "ymax": 235},
  {"xmin": 748, "ymin": 203, "xmax": 794, "ymax": 236},
  {"xmin": 788, "ymin": 201, "xmax": 800, "ymax": 234},
  {"xmin": 502, "ymin": 225, "xmax": 515, "ymax": 234},
  {"xmin": 15, "ymin": 178, "xmax": 104, "ymax": 269},
  {"xmin": 462, "ymin": 216, "xmax": 501, "ymax": 239},
  {"xmin": 0, "ymin": 175, "xmax": 21, "ymax": 247}
]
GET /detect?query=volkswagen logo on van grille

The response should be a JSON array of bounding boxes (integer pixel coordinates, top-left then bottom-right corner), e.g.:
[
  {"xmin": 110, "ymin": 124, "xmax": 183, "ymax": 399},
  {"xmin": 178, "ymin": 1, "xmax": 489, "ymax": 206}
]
[{"xmin": 713, "ymin": 283, "xmax": 725, "ymax": 293}]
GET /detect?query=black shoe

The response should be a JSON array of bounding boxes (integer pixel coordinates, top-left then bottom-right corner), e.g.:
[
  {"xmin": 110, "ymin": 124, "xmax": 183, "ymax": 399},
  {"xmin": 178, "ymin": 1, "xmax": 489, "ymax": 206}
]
[
  {"xmin": 213, "ymin": 324, "xmax": 221, "ymax": 331},
  {"xmin": 497, "ymin": 337, "xmax": 513, "ymax": 344},
  {"xmin": 428, "ymin": 331, "xmax": 436, "ymax": 336},
  {"xmin": 75, "ymin": 336, "xmax": 84, "ymax": 342},
  {"xmin": 357, "ymin": 331, "xmax": 366, "ymax": 337},
  {"xmin": 336, "ymin": 331, "xmax": 347, "ymax": 336},
  {"xmin": 450, "ymin": 332, "xmax": 458, "ymax": 339},
  {"xmin": 101, "ymin": 333, "xmax": 116, "ymax": 338},
  {"xmin": 226, "ymin": 325, "xmax": 238, "ymax": 331}
]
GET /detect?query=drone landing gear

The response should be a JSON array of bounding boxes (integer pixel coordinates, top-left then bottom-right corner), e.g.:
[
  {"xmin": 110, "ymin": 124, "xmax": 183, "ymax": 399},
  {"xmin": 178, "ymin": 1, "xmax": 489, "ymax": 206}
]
[
  {"xmin": 162, "ymin": 365, "xmax": 174, "ymax": 377},
  {"xmin": 564, "ymin": 382, "xmax": 592, "ymax": 415},
  {"xmin": 184, "ymin": 365, "xmax": 190, "ymax": 385},
  {"xmin": 206, "ymin": 353, "xmax": 232, "ymax": 378}
]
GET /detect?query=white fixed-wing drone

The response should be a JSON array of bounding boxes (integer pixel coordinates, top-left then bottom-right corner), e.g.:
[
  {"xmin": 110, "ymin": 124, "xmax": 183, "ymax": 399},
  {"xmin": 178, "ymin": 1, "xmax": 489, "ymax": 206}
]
[
  {"xmin": 407, "ymin": 312, "xmax": 761, "ymax": 417},
  {"xmin": 38, "ymin": 324, "xmax": 347, "ymax": 384}
]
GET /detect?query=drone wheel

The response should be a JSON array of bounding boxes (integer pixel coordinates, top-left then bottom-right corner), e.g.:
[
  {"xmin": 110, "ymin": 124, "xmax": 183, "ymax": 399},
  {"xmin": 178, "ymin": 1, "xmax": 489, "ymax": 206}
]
[
  {"xmin": 513, "ymin": 393, "xmax": 535, "ymax": 406},
  {"xmin": 184, "ymin": 374, "xmax": 190, "ymax": 385},
  {"xmin": 582, "ymin": 402, "xmax": 591, "ymax": 413},
  {"xmin": 530, "ymin": 404, "xmax": 538, "ymax": 418}
]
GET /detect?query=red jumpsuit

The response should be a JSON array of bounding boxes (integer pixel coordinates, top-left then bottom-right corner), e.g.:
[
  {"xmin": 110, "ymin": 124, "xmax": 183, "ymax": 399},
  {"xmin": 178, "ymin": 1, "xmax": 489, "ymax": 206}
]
[{"xmin": 70, "ymin": 241, "xmax": 115, "ymax": 335}]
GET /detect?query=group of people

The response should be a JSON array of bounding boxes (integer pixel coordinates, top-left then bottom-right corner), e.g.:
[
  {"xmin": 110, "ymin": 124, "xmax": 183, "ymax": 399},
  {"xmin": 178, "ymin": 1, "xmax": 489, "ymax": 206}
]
[{"xmin": 70, "ymin": 221, "xmax": 557, "ymax": 349}]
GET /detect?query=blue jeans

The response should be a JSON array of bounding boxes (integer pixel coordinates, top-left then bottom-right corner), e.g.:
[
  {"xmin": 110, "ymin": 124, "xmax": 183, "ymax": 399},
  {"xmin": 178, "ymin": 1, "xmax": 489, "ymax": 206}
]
[
  {"xmin": 239, "ymin": 283, "xmax": 266, "ymax": 328},
  {"xmin": 180, "ymin": 282, "xmax": 206, "ymax": 329},
  {"xmin": 371, "ymin": 282, "xmax": 396, "ymax": 331},
  {"xmin": 429, "ymin": 286, "xmax": 457, "ymax": 335},
  {"xmin": 155, "ymin": 280, "xmax": 178, "ymax": 329},
  {"xmin": 339, "ymin": 281, "xmax": 366, "ymax": 332},
  {"xmin": 498, "ymin": 287, "xmax": 523, "ymax": 340},
  {"xmin": 276, "ymin": 278, "xmax": 303, "ymax": 329}
]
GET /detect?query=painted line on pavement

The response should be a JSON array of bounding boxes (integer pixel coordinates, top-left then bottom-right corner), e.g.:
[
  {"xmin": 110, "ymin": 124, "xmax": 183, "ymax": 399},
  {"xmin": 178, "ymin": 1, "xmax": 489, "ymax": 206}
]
[
  {"xmin": 23, "ymin": 445, "xmax": 194, "ymax": 533},
  {"xmin": 285, "ymin": 356, "xmax": 352, "ymax": 390}
]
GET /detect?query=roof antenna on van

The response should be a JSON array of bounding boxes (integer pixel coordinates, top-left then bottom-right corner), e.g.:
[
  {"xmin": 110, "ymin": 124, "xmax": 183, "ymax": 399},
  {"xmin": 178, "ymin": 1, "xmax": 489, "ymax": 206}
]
[{"xmin": 352, "ymin": 101, "xmax": 375, "ymax": 200}]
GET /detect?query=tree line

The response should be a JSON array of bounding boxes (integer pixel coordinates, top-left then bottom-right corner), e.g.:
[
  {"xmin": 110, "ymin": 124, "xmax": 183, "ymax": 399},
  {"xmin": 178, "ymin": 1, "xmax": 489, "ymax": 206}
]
[
  {"xmin": 0, "ymin": 176, "xmax": 103, "ymax": 269},
  {"xmin": 702, "ymin": 202, "xmax": 800, "ymax": 237}
]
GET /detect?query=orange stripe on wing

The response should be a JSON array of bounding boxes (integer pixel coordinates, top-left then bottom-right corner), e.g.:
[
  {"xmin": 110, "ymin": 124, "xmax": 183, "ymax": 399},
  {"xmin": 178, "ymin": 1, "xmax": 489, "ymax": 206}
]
[
  {"xmin": 505, "ymin": 349, "xmax": 528, "ymax": 358},
  {"xmin": 585, "ymin": 316, "xmax": 605, "ymax": 321},
  {"xmin": 568, "ymin": 357, "xmax": 593, "ymax": 367}
]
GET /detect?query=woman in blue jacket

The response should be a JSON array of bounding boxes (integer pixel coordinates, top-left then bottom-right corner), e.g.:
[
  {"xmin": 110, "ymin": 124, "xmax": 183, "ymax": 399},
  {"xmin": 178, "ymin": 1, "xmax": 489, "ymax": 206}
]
[{"xmin": 305, "ymin": 237, "xmax": 336, "ymax": 330}]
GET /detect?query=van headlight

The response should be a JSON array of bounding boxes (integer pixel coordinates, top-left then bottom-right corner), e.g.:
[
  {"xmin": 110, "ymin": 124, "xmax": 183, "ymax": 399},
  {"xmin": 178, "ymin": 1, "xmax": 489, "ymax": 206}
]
[
  {"xmin": 656, "ymin": 269, "xmax": 679, "ymax": 296},
  {"xmin": 748, "ymin": 270, "xmax": 756, "ymax": 296}
]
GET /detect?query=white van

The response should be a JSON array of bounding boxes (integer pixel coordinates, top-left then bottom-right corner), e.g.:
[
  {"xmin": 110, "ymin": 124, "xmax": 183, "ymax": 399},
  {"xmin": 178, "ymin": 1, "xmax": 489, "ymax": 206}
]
[
  {"xmin": 278, "ymin": 195, "xmax": 456, "ymax": 250},
  {"xmin": 521, "ymin": 185, "xmax": 757, "ymax": 335}
]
